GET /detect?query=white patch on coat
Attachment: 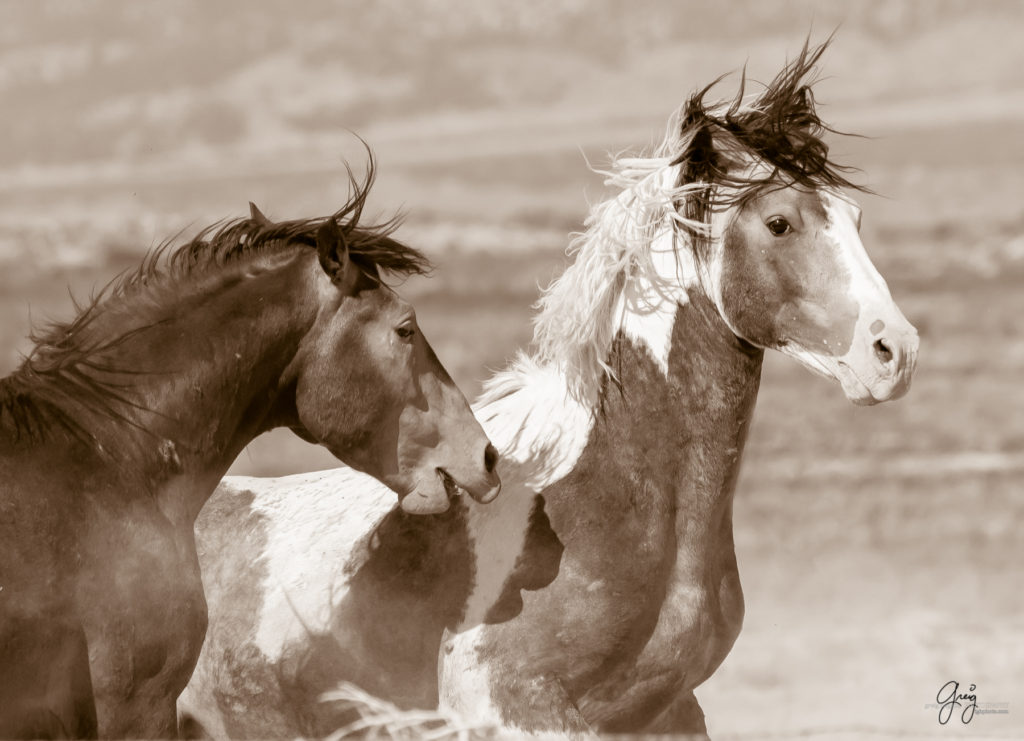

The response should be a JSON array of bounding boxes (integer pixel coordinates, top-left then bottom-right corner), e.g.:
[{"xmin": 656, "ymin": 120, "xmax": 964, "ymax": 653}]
[
  {"xmin": 460, "ymin": 481, "xmax": 538, "ymax": 629},
  {"xmin": 459, "ymin": 363, "xmax": 594, "ymax": 628},
  {"xmin": 458, "ymin": 191, "xmax": 698, "ymax": 631},
  {"xmin": 439, "ymin": 625, "xmax": 571, "ymax": 738},
  {"xmin": 438, "ymin": 625, "xmax": 505, "ymax": 726},
  {"xmin": 233, "ymin": 468, "xmax": 396, "ymax": 659},
  {"xmin": 179, "ymin": 468, "xmax": 406, "ymax": 735},
  {"xmin": 616, "ymin": 223, "xmax": 696, "ymax": 375},
  {"xmin": 176, "ymin": 685, "xmax": 230, "ymax": 741}
]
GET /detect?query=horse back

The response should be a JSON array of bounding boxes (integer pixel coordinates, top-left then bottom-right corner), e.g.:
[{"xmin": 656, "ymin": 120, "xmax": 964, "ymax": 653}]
[{"xmin": 183, "ymin": 468, "xmax": 475, "ymax": 737}]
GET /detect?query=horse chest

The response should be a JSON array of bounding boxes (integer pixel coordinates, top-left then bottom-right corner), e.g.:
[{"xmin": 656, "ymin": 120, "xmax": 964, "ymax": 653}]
[
  {"xmin": 577, "ymin": 535, "xmax": 745, "ymax": 727},
  {"xmin": 641, "ymin": 546, "xmax": 744, "ymax": 683},
  {"xmin": 527, "ymin": 443, "xmax": 746, "ymax": 717},
  {"xmin": 481, "ymin": 471, "xmax": 679, "ymax": 687}
]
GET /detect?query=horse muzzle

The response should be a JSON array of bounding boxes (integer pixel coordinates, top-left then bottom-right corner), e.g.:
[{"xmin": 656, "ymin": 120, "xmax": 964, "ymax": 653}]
[{"xmin": 836, "ymin": 320, "xmax": 919, "ymax": 406}]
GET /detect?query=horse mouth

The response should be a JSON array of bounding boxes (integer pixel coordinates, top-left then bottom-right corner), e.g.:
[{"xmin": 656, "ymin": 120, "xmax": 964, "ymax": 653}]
[{"xmin": 437, "ymin": 468, "xmax": 460, "ymax": 501}]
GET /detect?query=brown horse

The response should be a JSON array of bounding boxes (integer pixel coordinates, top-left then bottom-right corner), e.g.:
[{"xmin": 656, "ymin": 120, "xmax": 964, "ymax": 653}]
[
  {"xmin": 179, "ymin": 41, "xmax": 918, "ymax": 739},
  {"xmin": 0, "ymin": 161, "xmax": 499, "ymax": 739}
]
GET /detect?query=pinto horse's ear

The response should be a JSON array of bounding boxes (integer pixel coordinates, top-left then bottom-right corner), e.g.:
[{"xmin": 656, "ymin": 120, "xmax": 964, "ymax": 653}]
[
  {"xmin": 316, "ymin": 218, "xmax": 353, "ymax": 288},
  {"xmin": 673, "ymin": 90, "xmax": 719, "ymax": 187},
  {"xmin": 249, "ymin": 201, "xmax": 272, "ymax": 227},
  {"xmin": 679, "ymin": 124, "xmax": 717, "ymax": 186}
]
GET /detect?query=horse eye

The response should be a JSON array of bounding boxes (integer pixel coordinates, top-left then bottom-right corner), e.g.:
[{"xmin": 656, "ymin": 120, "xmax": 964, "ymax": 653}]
[
  {"xmin": 766, "ymin": 217, "xmax": 791, "ymax": 237},
  {"xmin": 395, "ymin": 325, "xmax": 415, "ymax": 341}
]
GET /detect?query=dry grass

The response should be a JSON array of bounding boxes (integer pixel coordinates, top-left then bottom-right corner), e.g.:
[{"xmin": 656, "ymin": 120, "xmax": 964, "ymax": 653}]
[{"xmin": 319, "ymin": 684, "xmax": 494, "ymax": 741}]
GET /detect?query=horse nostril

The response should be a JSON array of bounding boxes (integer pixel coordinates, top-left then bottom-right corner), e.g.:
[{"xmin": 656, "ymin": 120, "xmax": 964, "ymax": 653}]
[
  {"xmin": 873, "ymin": 338, "xmax": 893, "ymax": 365},
  {"xmin": 483, "ymin": 443, "xmax": 499, "ymax": 474}
]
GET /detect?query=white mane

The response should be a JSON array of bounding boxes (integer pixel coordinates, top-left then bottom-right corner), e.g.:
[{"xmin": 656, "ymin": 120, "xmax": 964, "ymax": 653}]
[
  {"xmin": 474, "ymin": 112, "xmax": 712, "ymax": 484},
  {"xmin": 479, "ymin": 81, "xmax": 821, "ymax": 414},
  {"xmin": 473, "ymin": 80, "xmax": 814, "ymax": 482},
  {"xmin": 481, "ymin": 108, "xmax": 716, "ymax": 397}
]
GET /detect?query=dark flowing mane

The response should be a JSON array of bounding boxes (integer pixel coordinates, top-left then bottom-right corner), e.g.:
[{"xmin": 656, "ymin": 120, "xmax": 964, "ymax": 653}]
[
  {"xmin": 165, "ymin": 159, "xmax": 429, "ymax": 284},
  {"xmin": 670, "ymin": 36, "xmax": 867, "ymax": 232},
  {"xmin": 0, "ymin": 154, "xmax": 429, "ymax": 446}
]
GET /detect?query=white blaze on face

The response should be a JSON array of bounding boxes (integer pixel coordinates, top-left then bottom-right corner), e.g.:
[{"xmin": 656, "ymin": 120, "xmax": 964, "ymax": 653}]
[{"xmin": 785, "ymin": 190, "xmax": 919, "ymax": 405}]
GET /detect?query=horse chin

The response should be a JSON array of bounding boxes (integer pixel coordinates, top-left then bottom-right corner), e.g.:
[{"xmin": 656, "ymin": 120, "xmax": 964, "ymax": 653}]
[
  {"xmin": 835, "ymin": 357, "xmax": 914, "ymax": 406},
  {"xmin": 839, "ymin": 375, "xmax": 881, "ymax": 406},
  {"xmin": 399, "ymin": 469, "xmax": 457, "ymax": 515},
  {"xmin": 781, "ymin": 345, "xmax": 883, "ymax": 406}
]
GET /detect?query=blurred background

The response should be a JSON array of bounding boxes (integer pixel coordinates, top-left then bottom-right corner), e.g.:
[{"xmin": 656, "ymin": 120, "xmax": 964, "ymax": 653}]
[{"xmin": 1, "ymin": 1, "xmax": 1021, "ymax": 737}]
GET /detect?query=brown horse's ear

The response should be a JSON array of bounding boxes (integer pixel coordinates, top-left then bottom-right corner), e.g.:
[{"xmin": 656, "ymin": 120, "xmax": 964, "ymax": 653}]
[
  {"xmin": 316, "ymin": 218, "xmax": 353, "ymax": 288},
  {"xmin": 249, "ymin": 202, "xmax": 272, "ymax": 227}
]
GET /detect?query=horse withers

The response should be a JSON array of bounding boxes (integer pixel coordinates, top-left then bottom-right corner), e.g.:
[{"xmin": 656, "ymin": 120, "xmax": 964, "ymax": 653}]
[
  {"xmin": 181, "ymin": 39, "xmax": 918, "ymax": 739},
  {"xmin": 0, "ymin": 159, "xmax": 499, "ymax": 739}
]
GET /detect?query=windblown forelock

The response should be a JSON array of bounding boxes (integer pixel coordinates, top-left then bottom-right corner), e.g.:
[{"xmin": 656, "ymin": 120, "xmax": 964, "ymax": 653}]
[
  {"xmin": 657, "ymin": 35, "xmax": 868, "ymax": 266},
  {"xmin": 670, "ymin": 36, "xmax": 868, "ymax": 203},
  {"xmin": 171, "ymin": 153, "xmax": 430, "ymax": 283},
  {"xmin": 487, "ymin": 36, "xmax": 863, "ymax": 407}
]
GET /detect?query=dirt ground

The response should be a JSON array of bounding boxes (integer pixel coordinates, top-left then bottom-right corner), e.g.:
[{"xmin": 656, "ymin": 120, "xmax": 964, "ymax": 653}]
[{"xmin": 1, "ymin": 3, "xmax": 1021, "ymax": 738}]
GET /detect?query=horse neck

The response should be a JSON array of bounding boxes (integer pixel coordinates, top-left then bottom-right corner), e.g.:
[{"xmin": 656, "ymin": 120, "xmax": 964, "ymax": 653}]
[
  {"xmin": 461, "ymin": 245, "xmax": 764, "ymax": 630},
  {"xmin": 601, "ymin": 283, "xmax": 764, "ymax": 541},
  {"xmin": 60, "ymin": 253, "xmax": 319, "ymax": 520}
]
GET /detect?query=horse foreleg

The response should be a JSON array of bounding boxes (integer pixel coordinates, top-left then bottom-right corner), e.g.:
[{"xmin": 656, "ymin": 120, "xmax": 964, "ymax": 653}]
[
  {"xmin": 439, "ymin": 626, "xmax": 594, "ymax": 740},
  {"xmin": 639, "ymin": 689, "xmax": 709, "ymax": 739}
]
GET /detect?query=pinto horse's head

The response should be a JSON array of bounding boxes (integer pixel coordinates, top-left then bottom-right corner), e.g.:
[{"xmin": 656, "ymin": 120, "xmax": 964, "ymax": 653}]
[
  {"xmin": 258, "ymin": 176, "xmax": 500, "ymax": 514},
  {"xmin": 674, "ymin": 39, "xmax": 918, "ymax": 404}
]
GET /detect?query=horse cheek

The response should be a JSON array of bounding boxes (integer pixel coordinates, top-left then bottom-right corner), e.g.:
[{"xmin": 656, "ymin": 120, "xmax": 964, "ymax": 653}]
[{"xmin": 719, "ymin": 229, "xmax": 787, "ymax": 347}]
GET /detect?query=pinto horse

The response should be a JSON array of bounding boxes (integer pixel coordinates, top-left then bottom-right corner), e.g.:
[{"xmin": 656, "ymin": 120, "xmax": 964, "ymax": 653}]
[
  {"xmin": 180, "ymin": 41, "xmax": 918, "ymax": 738},
  {"xmin": 0, "ymin": 162, "xmax": 500, "ymax": 739}
]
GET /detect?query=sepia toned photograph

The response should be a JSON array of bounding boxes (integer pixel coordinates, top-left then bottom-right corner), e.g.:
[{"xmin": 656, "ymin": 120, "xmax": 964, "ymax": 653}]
[{"xmin": 0, "ymin": 1, "xmax": 1020, "ymax": 739}]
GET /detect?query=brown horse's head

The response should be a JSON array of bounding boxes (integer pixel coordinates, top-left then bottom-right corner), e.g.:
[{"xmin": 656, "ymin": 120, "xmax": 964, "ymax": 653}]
[
  {"xmin": 287, "ymin": 215, "xmax": 499, "ymax": 513},
  {"xmin": 242, "ymin": 172, "xmax": 500, "ymax": 515}
]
